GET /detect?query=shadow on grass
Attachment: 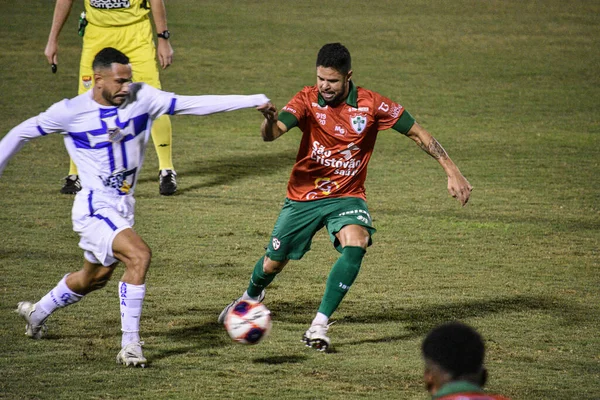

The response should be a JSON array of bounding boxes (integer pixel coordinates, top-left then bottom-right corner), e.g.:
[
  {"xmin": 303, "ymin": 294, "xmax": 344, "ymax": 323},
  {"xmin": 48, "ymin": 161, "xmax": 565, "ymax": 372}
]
[
  {"xmin": 152, "ymin": 322, "xmax": 311, "ymax": 364},
  {"xmin": 150, "ymin": 321, "xmax": 230, "ymax": 362},
  {"xmin": 253, "ymin": 355, "xmax": 307, "ymax": 364},
  {"xmin": 136, "ymin": 150, "xmax": 296, "ymax": 195},
  {"xmin": 269, "ymin": 294, "xmax": 585, "ymax": 347},
  {"xmin": 149, "ymin": 294, "xmax": 584, "ymax": 360}
]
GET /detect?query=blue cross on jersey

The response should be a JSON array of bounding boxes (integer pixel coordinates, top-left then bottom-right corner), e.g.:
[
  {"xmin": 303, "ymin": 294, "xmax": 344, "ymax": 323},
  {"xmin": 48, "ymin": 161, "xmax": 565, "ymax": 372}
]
[{"xmin": 61, "ymin": 103, "xmax": 150, "ymax": 195}]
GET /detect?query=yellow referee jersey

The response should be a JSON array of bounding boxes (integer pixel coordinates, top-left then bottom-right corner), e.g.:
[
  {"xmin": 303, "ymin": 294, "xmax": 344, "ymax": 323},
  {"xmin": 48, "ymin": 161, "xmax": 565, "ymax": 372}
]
[{"xmin": 84, "ymin": 0, "xmax": 151, "ymax": 27}]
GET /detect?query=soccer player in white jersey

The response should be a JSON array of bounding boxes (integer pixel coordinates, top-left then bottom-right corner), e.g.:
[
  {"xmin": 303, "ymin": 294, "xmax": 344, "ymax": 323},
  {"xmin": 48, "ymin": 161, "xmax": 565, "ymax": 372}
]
[{"xmin": 0, "ymin": 47, "xmax": 269, "ymax": 367}]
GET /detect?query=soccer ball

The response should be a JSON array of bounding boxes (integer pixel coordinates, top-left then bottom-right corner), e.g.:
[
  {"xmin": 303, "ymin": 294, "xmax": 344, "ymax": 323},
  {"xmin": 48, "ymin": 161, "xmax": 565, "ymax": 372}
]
[{"xmin": 224, "ymin": 300, "xmax": 272, "ymax": 345}]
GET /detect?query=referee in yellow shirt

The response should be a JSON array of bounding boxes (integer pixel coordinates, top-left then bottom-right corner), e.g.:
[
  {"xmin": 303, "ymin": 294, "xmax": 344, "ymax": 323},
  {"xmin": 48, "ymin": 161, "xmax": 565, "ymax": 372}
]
[{"xmin": 45, "ymin": 0, "xmax": 178, "ymax": 195}]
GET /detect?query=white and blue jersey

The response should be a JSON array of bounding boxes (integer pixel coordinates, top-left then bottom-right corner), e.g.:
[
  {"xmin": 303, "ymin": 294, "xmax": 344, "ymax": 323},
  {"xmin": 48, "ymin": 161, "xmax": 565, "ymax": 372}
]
[
  {"xmin": 44, "ymin": 88, "xmax": 152, "ymax": 196},
  {"xmin": 0, "ymin": 83, "xmax": 268, "ymax": 196},
  {"xmin": 0, "ymin": 85, "xmax": 268, "ymax": 265}
]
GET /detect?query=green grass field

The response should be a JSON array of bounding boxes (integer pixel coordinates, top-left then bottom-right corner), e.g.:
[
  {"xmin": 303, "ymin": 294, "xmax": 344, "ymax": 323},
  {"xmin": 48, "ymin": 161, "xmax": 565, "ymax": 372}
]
[{"xmin": 0, "ymin": 1, "xmax": 598, "ymax": 399}]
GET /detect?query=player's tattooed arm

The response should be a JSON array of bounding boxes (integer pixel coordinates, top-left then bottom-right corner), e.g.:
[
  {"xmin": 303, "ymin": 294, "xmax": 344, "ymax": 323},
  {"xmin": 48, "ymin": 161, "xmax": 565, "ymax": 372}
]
[
  {"xmin": 420, "ymin": 137, "xmax": 448, "ymax": 160},
  {"xmin": 405, "ymin": 122, "xmax": 472, "ymax": 206},
  {"xmin": 406, "ymin": 123, "xmax": 448, "ymax": 160}
]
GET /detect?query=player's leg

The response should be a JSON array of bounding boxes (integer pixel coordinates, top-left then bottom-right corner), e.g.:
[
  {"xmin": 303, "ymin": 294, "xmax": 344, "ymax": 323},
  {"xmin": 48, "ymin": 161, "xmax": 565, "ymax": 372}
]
[
  {"xmin": 16, "ymin": 260, "xmax": 117, "ymax": 339},
  {"xmin": 245, "ymin": 256, "xmax": 288, "ymax": 299},
  {"xmin": 16, "ymin": 191, "xmax": 130, "ymax": 341},
  {"xmin": 71, "ymin": 191, "xmax": 150, "ymax": 366},
  {"xmin": 303, "ymin": 198, "xmax": 375, "ymax": 351},
  {"xmin": 316, "ymin": 224, "xmax": 369, "ymax": 322},
  {"xmin": 111, "ymin": 228, "xmax": 152, "ymax": 368},
  {"xmin": 153, "ymin": 116, "xmax": 177, "ymax": 195},
  {"xmin": 218, "ymin": 198, "xmax": 322, "ymax": 323},
  {"xmin": 128, "ymin": 22, "xmax": 176, "ymax": 195}
]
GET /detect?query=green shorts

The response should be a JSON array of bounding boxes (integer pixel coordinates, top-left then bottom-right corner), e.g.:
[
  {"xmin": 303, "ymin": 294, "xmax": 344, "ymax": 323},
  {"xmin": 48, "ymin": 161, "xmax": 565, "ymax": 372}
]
[{"xmin": 265, "ymin": 197, "xmax": 376, "ymax": 261}]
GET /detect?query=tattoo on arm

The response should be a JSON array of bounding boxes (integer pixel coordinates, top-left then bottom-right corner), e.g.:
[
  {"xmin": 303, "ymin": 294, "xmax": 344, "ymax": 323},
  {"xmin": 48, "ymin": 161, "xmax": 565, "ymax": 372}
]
[{"xmin": 420, "ymin": 138, "xmax": 448, "ymax": 160}]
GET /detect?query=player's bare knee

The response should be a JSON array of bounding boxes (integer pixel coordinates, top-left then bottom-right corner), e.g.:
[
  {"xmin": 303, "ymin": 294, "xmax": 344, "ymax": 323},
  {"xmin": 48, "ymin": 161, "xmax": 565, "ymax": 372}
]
[
  {"xmin": 357, "ymin": 237, "xmax": 369, "ymax": 250},
  {"xmin": 124, "ymin": 247, "xmax": 151, "ymax": 277},
  {"xmin": 90, "ymin": 276, "xmax": 109, "ymax": 290},
  {"xmin": 138, "ymin": 245, "xmax": 152, "ymax": 268},
  {"xmin": 90, "ymin": 268, "xmax": 114, "ymax": 289},
  {"xmin": 69, "ymin": 271, "xmax": 95, "ymax": 294},
  {"xmin": 348, "ymin": 233, "xmax": 369, "ymax": 249},
  {"xmin": 263, "ymin": 257, "xmax": 287, "ymax": 274},
  {"xmin": 132, "ymin": 244, "xmax": 152, "ymax": 266}
]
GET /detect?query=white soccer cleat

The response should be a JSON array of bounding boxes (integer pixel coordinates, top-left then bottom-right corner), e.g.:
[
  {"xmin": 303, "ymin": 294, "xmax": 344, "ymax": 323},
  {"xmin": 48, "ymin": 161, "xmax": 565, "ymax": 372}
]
[
  {"xmin": 15, "ymin": 301, "xmax": 48, "ymax": 339},
  {"xmin": 302, "ymin": 323, "xmax": 333, "ymax": 352},
  {"xmin": 218, "ymin": 290, "xmax": 265, "ymax": 324},
  {"xmin": 116, "ymin": 342, "xmax": 147, "ymax": 368}
]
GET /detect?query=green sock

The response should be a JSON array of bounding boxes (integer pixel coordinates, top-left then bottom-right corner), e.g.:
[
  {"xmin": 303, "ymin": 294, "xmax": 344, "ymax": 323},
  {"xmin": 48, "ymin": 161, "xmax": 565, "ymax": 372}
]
[
  {"xmin": 246, "ymin": 256, "xmax": 278, "ymax": 298},
  {"xmin": 318, "ymin": 246, "xmax": 366, "ymax": 317}
]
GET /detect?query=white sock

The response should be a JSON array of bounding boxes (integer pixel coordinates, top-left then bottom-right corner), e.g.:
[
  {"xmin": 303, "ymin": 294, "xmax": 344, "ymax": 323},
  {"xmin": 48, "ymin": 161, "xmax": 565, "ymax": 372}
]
[
  {"xmin": 34, "ymin": 274, "xmax": 83, "ymax": 324},
  {"xmin": 311, "ymin": 312, "xmax": 329, "ymax": 327},
  {"xmin": 119, "ymin": 282, "xmax": 146, "ymax": 348}
]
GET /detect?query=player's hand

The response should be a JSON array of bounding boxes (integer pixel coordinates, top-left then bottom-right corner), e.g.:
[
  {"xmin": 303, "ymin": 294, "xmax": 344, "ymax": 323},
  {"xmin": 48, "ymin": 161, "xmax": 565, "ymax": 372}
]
[
  {"xmin": 157, "ymin": 39, "xmax": 173, "ymax": 69},
  {"xmin": 257, "ymin": 102, "xmax": 278, "ymax": 121},
  {"xmin": 44, "ymin": 40, "xmax": 58, "ymax": 66},
  {"xmin": 448, "ymin": 174, "xmax": 473, "ymax": 206}
]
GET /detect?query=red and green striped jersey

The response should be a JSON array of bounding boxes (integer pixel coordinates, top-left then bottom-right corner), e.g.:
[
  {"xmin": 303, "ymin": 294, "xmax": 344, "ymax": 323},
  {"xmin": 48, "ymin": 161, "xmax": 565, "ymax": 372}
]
[
  {"xmin": 433, "ymin": 381, "xmax": 511, "ymax": 400},
  {"xmin": 279, "ymin": 81, "xmax": 414, "ymax": 201}
]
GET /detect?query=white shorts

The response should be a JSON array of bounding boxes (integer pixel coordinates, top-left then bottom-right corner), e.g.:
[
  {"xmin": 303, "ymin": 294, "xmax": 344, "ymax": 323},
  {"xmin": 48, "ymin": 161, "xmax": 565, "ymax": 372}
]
[{"xmin": 72, "ymin": 189, "xmax": 136, "ymax": 266}]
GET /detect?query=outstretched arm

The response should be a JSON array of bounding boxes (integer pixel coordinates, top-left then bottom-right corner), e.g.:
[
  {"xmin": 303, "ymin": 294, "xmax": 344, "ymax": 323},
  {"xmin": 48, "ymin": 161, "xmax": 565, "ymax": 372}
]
[
  {"xmin": 0, "ymin": 118, "xmax": 47, "ymax": 177},
  {"xmin": 148, "ymin": 0, "xmax": 173, "ymax": 69},
  {"xmin": 169, "ymin": 93, "xmax": 269, "ymax": 116},
  {"xmin": 258, "ymin": 103, "xmax": 288, "ymax": 141},
  {"xmin": 44, "ymin": 0, "xmax": 75, "ymax": 66},
  {"xmin": 405, "ymin": 122, "xmax": 473, "ymax": 206}
]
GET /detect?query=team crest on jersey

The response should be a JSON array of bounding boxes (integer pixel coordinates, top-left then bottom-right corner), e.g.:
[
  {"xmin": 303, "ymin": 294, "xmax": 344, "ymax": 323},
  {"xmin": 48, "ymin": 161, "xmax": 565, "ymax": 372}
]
[
  {"xmin": 82, "ymin": 75, "xmax": 93, "ymax": 89},
  {"xmin": 108, "ymin": 127, "xmax": 125, "ymax": 143},
  {"xmin": 350, "ymin": 115, "xmax": 367, "ymax": 134},
  {"xmin": 272, "ymin": 238, "xmax": 281, "ymax": 250}
]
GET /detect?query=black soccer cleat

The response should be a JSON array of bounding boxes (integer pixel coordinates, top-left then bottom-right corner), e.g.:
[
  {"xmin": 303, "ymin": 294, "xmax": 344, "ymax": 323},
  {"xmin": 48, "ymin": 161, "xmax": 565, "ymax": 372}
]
[
  {"xmin": 159, "ymin": 169, "xmax": 177, "ymax": 196},
  {"xmin": 60, "ymin": 175, "xmax": 81, "ymax": 195}
]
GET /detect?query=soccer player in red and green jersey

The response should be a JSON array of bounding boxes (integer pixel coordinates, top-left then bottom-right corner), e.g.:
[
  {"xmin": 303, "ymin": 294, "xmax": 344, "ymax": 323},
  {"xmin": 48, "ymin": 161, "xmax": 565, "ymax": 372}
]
[{"xmin": 218, "ymin": 43, "xmax": 473, "ymax": 351}]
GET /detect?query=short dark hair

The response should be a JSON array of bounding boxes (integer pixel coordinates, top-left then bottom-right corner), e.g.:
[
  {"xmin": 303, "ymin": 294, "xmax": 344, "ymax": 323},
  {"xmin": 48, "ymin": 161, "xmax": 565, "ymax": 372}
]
[
  {"xmin": 92, "ymin": 47, "xmax": 130, "ymax": 71},
  {"xmin": 422, "ymin": 322, "xmax": 485, "ymax": 378},
  {"xmin": 316, "ymin": 43, "xmax": 351, "ymax": 75}
]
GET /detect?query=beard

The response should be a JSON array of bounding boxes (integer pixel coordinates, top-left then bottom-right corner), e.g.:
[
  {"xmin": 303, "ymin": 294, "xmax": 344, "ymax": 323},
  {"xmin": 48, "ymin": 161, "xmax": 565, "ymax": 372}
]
[
  {"xmin": 321, "ymin": 92, "xmax": 344, "ymax": 106},
  {"xmin": 103, "ymin": 89, "xmax": 127, "ymax": 106},
  {"xmin": 319, "ymin": 80, "xmax": 349, "ymax": 106}
]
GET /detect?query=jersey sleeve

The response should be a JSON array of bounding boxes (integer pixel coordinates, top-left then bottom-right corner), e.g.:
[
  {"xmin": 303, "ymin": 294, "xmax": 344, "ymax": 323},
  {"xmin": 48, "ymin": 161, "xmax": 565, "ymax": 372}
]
[
  {"xmin": 173, "ymin": 94, "xmax": 270, "ymax": 116},
  {"xmin": 0, "ymin": 100, "xmax": 71, "ymax": 176},
  {"xmin": 134, "ymin": 84, "xmax": 178, "ymax": 119},
  {"xmin": 279, "ymin": 89, "xmax": 309, "ymax": 130},
  {"xmin": 373, "ymin": 92, "xmax": 415, "ymax": 134},
  {"xmin": 138, "ymin": 83, "xmax": 269, "ymax": 119},
  {"xmin": 391, "ymin": 110, "xmax": 416, "ymax": 134},
  {"xmin": 36, "ymin": 99, "xmax": 71, "ymax": 135}
]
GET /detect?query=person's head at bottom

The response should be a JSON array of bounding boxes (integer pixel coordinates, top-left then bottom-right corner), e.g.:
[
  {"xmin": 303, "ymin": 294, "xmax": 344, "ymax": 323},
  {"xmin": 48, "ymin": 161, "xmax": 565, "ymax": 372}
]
[{"xmin": 422, "ymin": 322, "xmax": 487, "ymax": 396}]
